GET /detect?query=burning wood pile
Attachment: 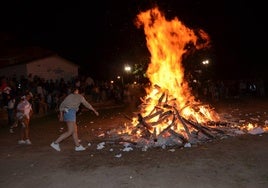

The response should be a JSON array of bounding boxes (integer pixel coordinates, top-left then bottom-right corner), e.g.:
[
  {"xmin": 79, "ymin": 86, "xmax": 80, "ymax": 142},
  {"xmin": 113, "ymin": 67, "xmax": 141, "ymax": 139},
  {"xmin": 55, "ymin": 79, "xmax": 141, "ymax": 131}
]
[
  {"xmin": 105, "ymin": 7, "xmax": 268, "ymax": 149},
  {"xmin": 134, "ymin": 86, "xmax": 226, "ymax": 141},
  {"xmin": 117, "ymin": 84, "xmax": 232, "ymax": 148},
  {"xmin": 112, "ymin": 83, "xmax": 267, "ymax": 148}
]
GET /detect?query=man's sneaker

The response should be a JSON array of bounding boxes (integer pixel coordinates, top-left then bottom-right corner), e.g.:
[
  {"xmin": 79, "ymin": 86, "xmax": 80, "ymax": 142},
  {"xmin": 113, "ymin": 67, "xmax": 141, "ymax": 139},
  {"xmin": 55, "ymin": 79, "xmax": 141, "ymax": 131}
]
[
  {"xmin": 50, "ymin": 142, "xmax": 61, "ymax": 152},
  {"xmin": 18, "ymin": 140, "xmax": 26, "ymax": 144},
  {"xmin": 9, "ymin": 128, "xmax": 14, "ymax": 133},
  {"xmin": 75, "ymin": 145, "xmax": 86, "ymax": 151},
  {"xmin": 25, "ymin": 139, "xmax": 32, "ymax": 145}
]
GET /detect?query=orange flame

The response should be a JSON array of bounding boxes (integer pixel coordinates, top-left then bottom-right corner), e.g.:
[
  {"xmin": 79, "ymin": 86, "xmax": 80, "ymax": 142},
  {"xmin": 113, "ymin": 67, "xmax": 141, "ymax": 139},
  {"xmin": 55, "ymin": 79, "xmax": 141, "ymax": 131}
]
[
  {"xmin": 122, "ymin": 7, "xmax": 220, "ymax": 140},
  {"xmin": 138, "ymin": 8, "xmax": 217, "ymax": 113},
  {"xmin": 135, "ymin": 7, "xmax": 211, "ymax": 107},
  {"xmin": 114, "ymin": 7, "xmax": 268, "ymax": 145}
]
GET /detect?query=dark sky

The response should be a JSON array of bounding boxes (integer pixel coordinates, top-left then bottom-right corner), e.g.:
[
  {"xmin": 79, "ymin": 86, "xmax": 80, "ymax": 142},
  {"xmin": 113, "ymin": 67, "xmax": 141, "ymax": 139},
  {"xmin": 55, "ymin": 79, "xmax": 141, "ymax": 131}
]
[{"xmin": 0, "ymin": 0, "xmax": 267, "ymax": 80}]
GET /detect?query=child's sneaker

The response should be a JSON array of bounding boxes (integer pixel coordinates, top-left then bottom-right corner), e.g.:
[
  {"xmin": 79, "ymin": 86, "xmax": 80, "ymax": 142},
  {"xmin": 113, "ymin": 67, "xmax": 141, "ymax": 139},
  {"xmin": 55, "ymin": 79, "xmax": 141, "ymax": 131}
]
[
  {"xmin": 50, "ymin": 142, "xmax": 61, "ymax": 151},
  {"xmin": 75, "ymin": 145, "xmax": 86, "ymax": 151},
  {"xmin": 25, "ymin": 139, "xmax": 32, "ymax": 145},
  {"xmin": 18, "ymin": 140, "xmax": 26, "ymax": 144}
]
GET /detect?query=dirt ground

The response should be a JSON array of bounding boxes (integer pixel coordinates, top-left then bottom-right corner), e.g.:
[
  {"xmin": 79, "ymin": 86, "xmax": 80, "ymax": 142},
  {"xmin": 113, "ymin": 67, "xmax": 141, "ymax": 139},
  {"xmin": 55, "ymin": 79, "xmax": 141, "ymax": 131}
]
[{"xmin": 0, "ymin": 97, "xmax": 268, "ymax": 188}]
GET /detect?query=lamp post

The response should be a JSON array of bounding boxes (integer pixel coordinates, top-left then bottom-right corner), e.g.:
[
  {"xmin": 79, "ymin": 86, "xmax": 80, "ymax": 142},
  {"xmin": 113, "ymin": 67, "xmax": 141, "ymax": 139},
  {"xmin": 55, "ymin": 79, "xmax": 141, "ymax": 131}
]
[
  {"xmin": 123, "ymin": 64, "xmax": 131, "ymax": 85},
  {"xmin": 117, "ymin": 75, "xmax": 123, "ymax": 85},
  {"xmin": 124, "ymin": 65, "xmax": 131, "ymax": 72},
  {"xmin": 200, "ymin": 59, "xmax": 211, "ymax": 85},
  {"xmin": 202, "ymin": 59, "xmax": 209, "ymax": 65}
]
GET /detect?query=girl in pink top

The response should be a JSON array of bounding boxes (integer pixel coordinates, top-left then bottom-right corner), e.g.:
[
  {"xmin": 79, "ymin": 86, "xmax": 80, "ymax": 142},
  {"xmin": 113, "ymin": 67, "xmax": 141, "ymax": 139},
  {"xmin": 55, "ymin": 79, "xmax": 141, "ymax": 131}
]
[{"xmin": 17, "ymin": 93, "xmax": 33, "ymax": 145}]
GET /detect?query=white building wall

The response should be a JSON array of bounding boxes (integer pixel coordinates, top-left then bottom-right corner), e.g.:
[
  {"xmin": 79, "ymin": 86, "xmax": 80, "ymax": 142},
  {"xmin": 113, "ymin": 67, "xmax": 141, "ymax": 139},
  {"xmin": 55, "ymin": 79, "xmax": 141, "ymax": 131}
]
[
  {"xmin": 0, "ymin": 55, "xmax": 78, "ymax": 82},
  {"xmin": 27, "ymin": 55, "xmax": 78, "ymax": 81}
]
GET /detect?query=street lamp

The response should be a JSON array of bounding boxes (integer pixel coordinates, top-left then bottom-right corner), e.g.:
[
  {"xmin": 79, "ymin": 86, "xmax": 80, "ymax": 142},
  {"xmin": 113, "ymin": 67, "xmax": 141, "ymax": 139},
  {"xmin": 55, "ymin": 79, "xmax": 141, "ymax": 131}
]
[
  {"xmin": 117, "ymin": 75, "xmax": 123, "ymax": 85},
  {"xmin": 124, "ymin": 65, "xmax": 131, "ymax": 72},
  {"xmin": 202, "ymin": 59, "xmax": 209, "ymax": 65},
  {"xmin": 123, "ymin": 65, "xmax": 132, "ymax": 85},
  {"xmin": 200, "ymin": 59, "xmax": 212, "ymax": 83}
]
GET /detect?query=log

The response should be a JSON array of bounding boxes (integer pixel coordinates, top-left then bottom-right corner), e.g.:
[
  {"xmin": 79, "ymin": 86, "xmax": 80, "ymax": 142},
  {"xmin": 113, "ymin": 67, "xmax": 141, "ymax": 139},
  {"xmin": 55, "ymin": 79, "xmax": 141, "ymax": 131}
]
[
  {"xmin": 137, "ymin": 113, "xmax": 153, "ymax": 131},
  {"xmin": 167, "ymin": 129, "xmax": 187, "ymax": 143},
  {"xmin": 173, "ymin": 107, "xmax": 192, "ymax": 139},
  {"xmin": 150, "ymin": 110, "xmax": 173, "ymax": 126},
  {"xmin": 130, "ymin": 123, "xmax": 152, "ymax": 138},
  {"xmin": 158, "ymin": 92, "xmax": 165, "ymax": 104},
  {"xmin": 182, "ymin": 117, "xmax": 216, "ymax": 139},
  {"xmin": 144, "ymin": 109, "xmax": 164, "ymax": 121}
]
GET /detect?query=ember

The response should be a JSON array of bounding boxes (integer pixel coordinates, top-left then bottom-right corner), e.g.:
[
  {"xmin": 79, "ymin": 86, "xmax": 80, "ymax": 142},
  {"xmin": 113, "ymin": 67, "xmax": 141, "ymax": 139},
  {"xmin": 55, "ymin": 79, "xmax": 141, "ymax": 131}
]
[{"xmin": 111, "ymin": 7, "xmax": 268, "ymax": 148}]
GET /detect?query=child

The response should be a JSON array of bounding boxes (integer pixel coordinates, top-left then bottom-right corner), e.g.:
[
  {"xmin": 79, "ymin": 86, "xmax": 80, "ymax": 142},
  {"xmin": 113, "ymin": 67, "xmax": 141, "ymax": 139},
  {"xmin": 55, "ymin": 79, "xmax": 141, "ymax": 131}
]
[{"xmin": 16, "ymin": 93, "xmax": 33, "ymax": 145}]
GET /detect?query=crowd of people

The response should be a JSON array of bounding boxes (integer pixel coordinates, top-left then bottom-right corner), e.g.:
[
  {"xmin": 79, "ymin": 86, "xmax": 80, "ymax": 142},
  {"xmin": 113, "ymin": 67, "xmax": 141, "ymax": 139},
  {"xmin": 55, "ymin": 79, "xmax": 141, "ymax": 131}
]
[
  {"xmin": 0, "ymin": 73, "xmax": 144, "ymax": 150},
  {"xmin": 0, "ymin": 74, "xmax": 125, "ymax": 116},
  {"xmin": 190, "ymin": 78, "xmax": 266, "ymax": 102},
  {"xmin": 0, "ymin": 73, "xmax": 266, "ymax": 151}
]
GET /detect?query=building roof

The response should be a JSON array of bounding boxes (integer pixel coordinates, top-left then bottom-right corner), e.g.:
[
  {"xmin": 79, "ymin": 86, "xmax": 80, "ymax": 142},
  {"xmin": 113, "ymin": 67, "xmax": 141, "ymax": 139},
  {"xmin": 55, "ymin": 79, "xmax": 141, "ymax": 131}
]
[{"xmin": 0, "ymin": 46, "xmax": 56, "ymax": 68}]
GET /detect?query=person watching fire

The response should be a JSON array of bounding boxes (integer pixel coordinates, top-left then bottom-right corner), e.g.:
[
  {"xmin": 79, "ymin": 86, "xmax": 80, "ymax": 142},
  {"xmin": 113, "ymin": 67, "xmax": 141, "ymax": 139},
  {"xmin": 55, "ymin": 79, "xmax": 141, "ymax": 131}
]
[{"xmin": 50, "ymin": 87, "xmax": 99, "ymax": 152}]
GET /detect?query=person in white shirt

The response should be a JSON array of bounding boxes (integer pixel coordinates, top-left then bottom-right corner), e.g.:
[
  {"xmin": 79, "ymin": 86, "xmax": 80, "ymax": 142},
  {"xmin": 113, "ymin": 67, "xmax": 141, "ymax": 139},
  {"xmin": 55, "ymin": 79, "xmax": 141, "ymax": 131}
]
[
  {"xmin": 17, "ymin": 93, "xmax": 33, "ymax": 145},
  {"xmin": 50, "ymin": 87, "xmax": 99, "ymax": 152}
]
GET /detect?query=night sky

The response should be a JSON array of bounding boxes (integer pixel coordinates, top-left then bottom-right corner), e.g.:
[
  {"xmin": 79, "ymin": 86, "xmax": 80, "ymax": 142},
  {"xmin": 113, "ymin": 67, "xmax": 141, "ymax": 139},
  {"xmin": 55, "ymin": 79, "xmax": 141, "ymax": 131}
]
[{"xmin": 0, "ymin": 0, "xmax": 267, "ymax": 80}]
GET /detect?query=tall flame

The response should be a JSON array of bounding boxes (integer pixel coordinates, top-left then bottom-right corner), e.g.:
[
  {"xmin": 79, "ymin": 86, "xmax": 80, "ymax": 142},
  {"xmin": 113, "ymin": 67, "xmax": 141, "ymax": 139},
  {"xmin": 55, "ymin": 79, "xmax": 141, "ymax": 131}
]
[
  {"xmin": 135, "ymin": 7, "xmax": 217, "ymax": 121},
  {"xmin": 116, "ymin": 7, "xmax": 268, "ymax": 145},
  {"xmin": 136, "ymin": 7, "xmax": 197, "ymax": 103}
]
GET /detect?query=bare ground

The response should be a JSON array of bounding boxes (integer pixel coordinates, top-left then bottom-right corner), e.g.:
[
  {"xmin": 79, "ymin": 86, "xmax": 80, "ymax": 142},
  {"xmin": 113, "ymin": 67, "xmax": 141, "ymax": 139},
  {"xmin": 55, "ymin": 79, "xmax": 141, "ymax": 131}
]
[{"xmin": 0, "ymin": 97, "xmax": 268, "ymax": 188}]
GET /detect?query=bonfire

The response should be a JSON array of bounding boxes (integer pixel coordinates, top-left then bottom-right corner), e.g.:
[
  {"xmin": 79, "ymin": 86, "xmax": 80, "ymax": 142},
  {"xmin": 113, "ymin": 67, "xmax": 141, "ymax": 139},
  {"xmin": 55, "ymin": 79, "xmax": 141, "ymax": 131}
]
[{"xmin": 109, "ymin": 7, "xmax": 268, "ymax": 149}]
